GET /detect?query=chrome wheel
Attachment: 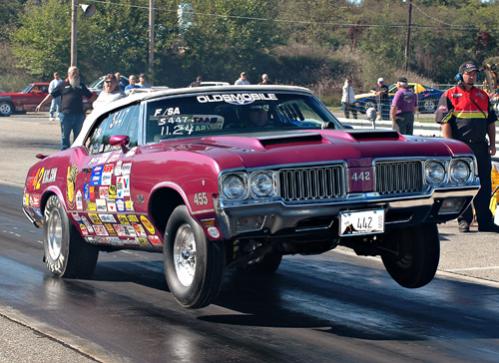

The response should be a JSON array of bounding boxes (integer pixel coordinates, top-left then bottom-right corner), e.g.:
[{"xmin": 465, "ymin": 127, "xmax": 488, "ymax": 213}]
[
  {"xmin": 0, "ymin": 102, "xmax": 12, "ymax": 116},
  {"xmin": 46, "ymin": 209, "xmax": 63, "ymax": 261},
  {"xmin": 173, "ymin": 224, "xmax": 197, "ymax": 287}
]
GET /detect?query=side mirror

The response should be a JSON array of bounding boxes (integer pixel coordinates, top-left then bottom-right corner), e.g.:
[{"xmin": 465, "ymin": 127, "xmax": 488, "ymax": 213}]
[{"xmin": 109, "ymin": 135, "xmax": 130, "ymax": 153}]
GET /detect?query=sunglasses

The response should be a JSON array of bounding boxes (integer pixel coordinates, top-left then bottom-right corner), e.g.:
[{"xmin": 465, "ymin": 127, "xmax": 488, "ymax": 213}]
[{"xmin": 104, "ymin": 80, "xmax": 112, "ymax": 84}]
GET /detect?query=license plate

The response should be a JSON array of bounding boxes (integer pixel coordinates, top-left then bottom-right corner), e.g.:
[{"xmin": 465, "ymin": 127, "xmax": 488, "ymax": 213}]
[{"xmin": 339, "ymin": 209, "xmax": 384, "ymax": 236}]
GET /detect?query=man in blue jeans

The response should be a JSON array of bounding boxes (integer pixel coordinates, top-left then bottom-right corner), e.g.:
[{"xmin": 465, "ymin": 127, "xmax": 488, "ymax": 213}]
[{"xmin": 36, "ymin": 66, "xmax": 96, "ymax": 149}]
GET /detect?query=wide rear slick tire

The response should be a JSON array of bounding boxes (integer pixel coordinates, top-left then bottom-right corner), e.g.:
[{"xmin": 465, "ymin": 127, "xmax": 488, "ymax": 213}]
[
  {"xmin": 381, "ymin": 223, "xmax": 440, "ymax": 288},
  {"xmin": 164, "ymin": 206, "xmax": 225, "ymax": 309},
  {"xmin": 43, "ymin": 195, "xmax": 99, "ymax": 278}
]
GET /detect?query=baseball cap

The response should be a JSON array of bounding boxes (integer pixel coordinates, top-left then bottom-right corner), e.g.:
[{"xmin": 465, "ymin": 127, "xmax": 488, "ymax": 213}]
[
  {"xmin": 397, "ymin": 76, "xmax": 408, "ymax": 83},
  {"xmin": 459, "ymin": 61, "xmax": 479, "ymax": 74},
  {"xmin": 377, "ymin": 77, "xmax": 384, "ymax": 83}
]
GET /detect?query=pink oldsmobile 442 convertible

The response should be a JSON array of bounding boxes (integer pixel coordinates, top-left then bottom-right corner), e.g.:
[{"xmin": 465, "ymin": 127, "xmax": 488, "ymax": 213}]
[{"xmin": 23, "ymin": 85, "xmax": 479, "ymax": 308}]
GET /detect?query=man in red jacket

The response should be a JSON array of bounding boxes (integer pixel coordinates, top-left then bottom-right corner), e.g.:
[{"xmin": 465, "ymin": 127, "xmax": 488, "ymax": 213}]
[{"xmin": 436, "ymin": 61, "xmax": 499, "ymax": 233}]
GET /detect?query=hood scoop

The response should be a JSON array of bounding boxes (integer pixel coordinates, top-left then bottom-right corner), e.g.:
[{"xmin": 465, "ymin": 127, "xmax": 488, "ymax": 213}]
[
  {"xmin": 258, "ymin": 132, "xmax": 323, "ymax": 147},
  {"xmin": 347, "ymin": 130, "xmax": 400, "ymax": 140}
]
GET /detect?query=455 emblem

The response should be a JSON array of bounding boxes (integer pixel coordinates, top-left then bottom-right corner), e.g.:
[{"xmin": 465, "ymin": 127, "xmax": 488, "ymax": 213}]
[{"xmin": 193, "ymin": 192, "xmax": 208, "ymax": 206}]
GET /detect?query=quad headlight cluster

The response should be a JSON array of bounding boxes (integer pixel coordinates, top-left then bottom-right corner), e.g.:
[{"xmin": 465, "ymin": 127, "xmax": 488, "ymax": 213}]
[
  {"xmin": 220, "ymin": 171, "xmax": 279, "ymax": 202},
  {"xmin": 424, "ymin": 158, "xmax": 474, "ymax": 186}
]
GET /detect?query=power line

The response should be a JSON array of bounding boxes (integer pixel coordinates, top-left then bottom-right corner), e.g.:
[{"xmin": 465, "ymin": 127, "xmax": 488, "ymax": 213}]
[{"xmin": 84, "ymin": 0, "xmax": 477, "ymax": 30}]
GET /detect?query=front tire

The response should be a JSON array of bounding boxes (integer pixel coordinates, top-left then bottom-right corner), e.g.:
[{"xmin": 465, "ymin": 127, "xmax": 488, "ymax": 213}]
[
  {"xmin": 43, "ymin": 195, "xmax": 99, "ymax": 278},
  {"xmin": 381, "ymin": 223, "xmax": 440, "ymax": 288},
  {"xmin": 0, "ymin": 101, "xmax": 13, "ymax": 116},
  {"xmin": 164, "ymin": 206, "xmax": 225, "ymax": 308}
]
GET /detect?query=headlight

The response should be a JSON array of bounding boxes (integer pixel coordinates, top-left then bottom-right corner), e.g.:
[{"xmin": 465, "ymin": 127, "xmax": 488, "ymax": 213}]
[
  {"xmin": 222, "ymin": 174, "xmax": 247, "ymax": 200},
  {"xmin": 425, "ymin": 161, "xmax": 445, "ymax": 184},
  {"xmin": 450, "ymin": 160, "xmax": 471, "ymax": 184},
  {"xmin": 250, "ymin": 172, "xmax": 274, "ymax": 197}
]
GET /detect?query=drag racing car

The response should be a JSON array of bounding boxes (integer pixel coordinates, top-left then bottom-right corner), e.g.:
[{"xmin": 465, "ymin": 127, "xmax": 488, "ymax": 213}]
[
  {"xmin": 354, "ymin": 82, "xmax": 443, "ymax": 114},
  {"xmin": 23, "ymin": 85, "xmax": 480, "ymax": 308}
]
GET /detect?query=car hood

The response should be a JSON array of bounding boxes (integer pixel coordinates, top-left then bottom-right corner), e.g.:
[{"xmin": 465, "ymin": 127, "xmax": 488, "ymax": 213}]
[{"xmin": 143, "ymin": 130, "xmax": 467, "ymax": 170}]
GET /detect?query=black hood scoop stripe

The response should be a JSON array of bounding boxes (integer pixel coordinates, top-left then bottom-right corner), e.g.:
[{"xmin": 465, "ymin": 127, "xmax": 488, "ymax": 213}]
[
  {"xmin": 347, "ymin": 130, "xmax": 400, "ymax": 140},
  {"xmin": 258, "ymin": 132, "xmax": 323, "ymax": 146}
]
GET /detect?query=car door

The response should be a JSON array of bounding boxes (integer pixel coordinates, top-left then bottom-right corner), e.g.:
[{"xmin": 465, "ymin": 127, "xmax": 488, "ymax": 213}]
[{"xmin": 75, "ymin": 103, "xmax": 142, "ymax": 246}]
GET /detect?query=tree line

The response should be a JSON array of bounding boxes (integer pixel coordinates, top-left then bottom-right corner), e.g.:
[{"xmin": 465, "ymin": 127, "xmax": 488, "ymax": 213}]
[{"xmin": 1, "ymin": 0, "xmax": 498, "ymax": 103}]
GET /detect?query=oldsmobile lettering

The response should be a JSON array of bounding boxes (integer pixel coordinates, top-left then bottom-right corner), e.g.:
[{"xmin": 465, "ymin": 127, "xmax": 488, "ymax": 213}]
[{"xmin": 196, "ymin": 93, "xmax": 278, "ymax": 105}]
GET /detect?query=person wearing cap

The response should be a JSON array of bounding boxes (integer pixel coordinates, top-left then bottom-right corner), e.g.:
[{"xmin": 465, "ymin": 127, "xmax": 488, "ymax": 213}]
[
  {"xmin": 436, "ymin": 61, "xmax": 499, "ymax": 233},
  {"xmin": 390, "ymin": 76, "xmax": 417, "ymax": 135},
  {"xmin": 234, "ymin": 72, "xmax": 250, "ymax": 85},
  {"xmin": 374, "ymin": 77, "xmax": 390, "ymax": 120}
]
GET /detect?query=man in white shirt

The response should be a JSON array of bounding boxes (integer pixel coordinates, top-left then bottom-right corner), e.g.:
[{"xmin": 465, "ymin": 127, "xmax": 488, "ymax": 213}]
[
  {"xmin": 234, "ymin": 72, "xmax": 250, "ymax": 85},
  {"xmin": 341, "ymin": 77, "xmax": 357, "ymax": 119}
]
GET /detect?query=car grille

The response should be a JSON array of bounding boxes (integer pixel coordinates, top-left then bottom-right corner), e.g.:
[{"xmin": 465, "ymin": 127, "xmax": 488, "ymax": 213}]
[
  {"xmin": 279, "ymin": 165, "xmax": 346, "ymax": 202},
  {"xmin": 375, "ymin": 160, "xmax": 423, "ymax": 195}
]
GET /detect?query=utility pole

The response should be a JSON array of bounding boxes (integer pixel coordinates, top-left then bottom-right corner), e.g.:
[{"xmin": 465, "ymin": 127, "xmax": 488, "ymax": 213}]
[
  {"xmin": 404, "ymin": 0, "xmax": 413, "ymax": 72},
  {"xmin": 71, "ymin": 0, "xmax": 78, "ymax": 66},
  {"xmin": 148, "ymin": 0, "xmax": 155, "ymax": 80}
]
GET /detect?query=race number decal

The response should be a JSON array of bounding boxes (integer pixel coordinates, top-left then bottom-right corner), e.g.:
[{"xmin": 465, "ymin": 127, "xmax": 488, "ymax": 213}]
[{"xmin": 193, "ymin": 192, "xmax": 208, "ymax": 206}]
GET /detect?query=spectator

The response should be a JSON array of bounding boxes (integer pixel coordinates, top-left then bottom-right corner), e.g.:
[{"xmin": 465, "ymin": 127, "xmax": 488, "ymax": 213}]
[
  {"xmin": 436, "ymin": 61, "xmax": 499, "ymax": 233},
  {"xmin": 375, "ymin": 77, "xmax": 390, "ymax": 120},
  {"xmin": 92, "ymin": 73, "xmax": 124, "ymax": 110},
  {"xmin": 234, "ymin": 72, "xmax": 250, "ymax": 85},
  {"xmin": 115, "ymin": 72, "xmax": 127, "ymax": 92},
  {"xmin": 390, "ymin": 76, "xmax": 417, "ymax": 135},
  {"xmin": 48, "ymin": 72, "xmax": 63, "ymax": 122},
  {"xmin": 190, "ymin": 75, "xmax": 203, "ymax": 87},
  {"xmin": 258, "ymin": 73, "xmax": 271, "ymax": 85},
  {"xmin": 138, "ymin": 73, "xmax": 151, "ymax": 88},
  {"xmin": 341, "ymin": 77, "xmax": 357, "ymax": 119},
  {"xmin": 124, "ymin": 75, "xmax": 141, "ymax": 95},
  {"xmin": 36, "ymin": 66, "xmax": 96, "ymax": 150}
]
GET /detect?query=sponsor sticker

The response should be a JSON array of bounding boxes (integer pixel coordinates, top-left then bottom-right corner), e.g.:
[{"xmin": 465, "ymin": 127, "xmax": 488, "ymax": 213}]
[
  {"xmin": 87, "ymin": 202, "xmax": 97, "ymax": 211},
  {"xmin": 90, "ymin": 166, "xmax": 103, "ymax": 186},
  {"xmin": 104, "ymin": 223, "xmax": 117, "ymax": 235},
  {"xmin": 42, "ymin": 168, "xmax": 57, "ymax": 184},
  {"xmin": 128, "ymin": 214, "xmax": 139, "ymax": 223},
  {"xmin": 99, "ymin": 214, "xmax": 116, "ymax": 223},
  {"xmin": 116, "ymin": 199, "xmax": 125, "ymax": 212},
  {"xmin": 96, "ymin": 198, "xmax": 107, "ymax": 212},
  {"xmin": 33, "ymin": 167, "xmax": 45, "ymax": 190},
  {"xmin": 79, "ymin": 224, "xmax": 89, "ymax": 236},
  {"xmin": 118, "ymin": 215, "xmax": 130, "ymax": 224},
  {"xmin": 88, "ymin": 213, "xmax": 101, "ymax": 224},
  {"xmin": 114, "ymin": 161, "xmax": 123, "ymax": 177},
  {"xmin": 99, "ymin": 186, "xmax": 109, "ymax": 199},
  {"xmin": 107, "ymin": 201, "xmax": 117, "ymax": 212},
  {"xmin": 66, "ymin": 166, "xmax": 78, "ymax": 208},
  {"xmin": 101, "ymin": 164, "xmax": 114, "ymax": 186},
  {"xmin": 132, "ymin": 223, "xmax": 147, "ymax": 238},
  {"xmin": 76, "ymin": 190, "xmax": 83, "ymax": 210},
  {"xmin": 121, "ymin": 163, "xmax": 132, "ymax": 176},
  {"xmin": 117, "ymin": 176, "xmax": 130, "ymax": 198},
  {"xmin": 93, "ymin": 224, "xmax": 109, "ymax": 236},
  {"xmin": 148, "ymin": 235, "xmax": 162, "ymax": 246},
  {"xmin": 125, "ymin": 200, "xmax": 134, "ymax": 211},
  {"xmin": 140, "ymin": 215, "xmax": 156, "ymax": 235}
]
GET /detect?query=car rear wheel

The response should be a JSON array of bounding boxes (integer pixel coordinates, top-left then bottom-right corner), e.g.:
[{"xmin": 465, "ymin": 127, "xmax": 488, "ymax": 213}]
[
  {"xmin": 381, "ymin": 223, "xmax": 439, "ymax": 288},
  {"xmin": 0, "ymin": 101, "xmax": 13, "ymax": 116},
  {"xmin": 164, "ymin": 206, "xmax": 225, "ymax": 308},
  {"xmin": 43, "ymin": 195, "xmax": 99, "ymax": 278}
]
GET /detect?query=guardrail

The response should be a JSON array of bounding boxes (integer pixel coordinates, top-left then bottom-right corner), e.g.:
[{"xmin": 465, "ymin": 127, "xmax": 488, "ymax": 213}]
[{"xmin": 337, "ymin": 117, "xmax": 499, "ymax": 150}]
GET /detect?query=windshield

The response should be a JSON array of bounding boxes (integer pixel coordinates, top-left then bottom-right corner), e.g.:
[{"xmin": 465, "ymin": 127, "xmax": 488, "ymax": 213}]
[
  {"xmin": 21, "ymin": 85, "xmax": 32, "ymax": 93},
  {"xmin": 145, "ymin": 92, "xmax": 341, "ymax": 142}
]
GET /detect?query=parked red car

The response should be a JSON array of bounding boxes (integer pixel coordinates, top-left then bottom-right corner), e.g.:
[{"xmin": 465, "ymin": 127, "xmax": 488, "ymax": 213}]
[
  {"xmin": 0, "ymin": 82, "xmax": 50, "ymax": 116},
  {"xmin": 22, "ymin": 85, "xmax": 479, "ymax": 308}
]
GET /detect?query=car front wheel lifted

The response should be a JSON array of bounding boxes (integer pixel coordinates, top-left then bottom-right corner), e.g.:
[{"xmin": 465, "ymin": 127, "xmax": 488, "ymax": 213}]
[
  {"xmin": 164, "ymin": 206, "xmax": 225, "ymax": 308},
  {"xmin": 381, "ymin": 223, "xmax": 440, "ymax": 288}
]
